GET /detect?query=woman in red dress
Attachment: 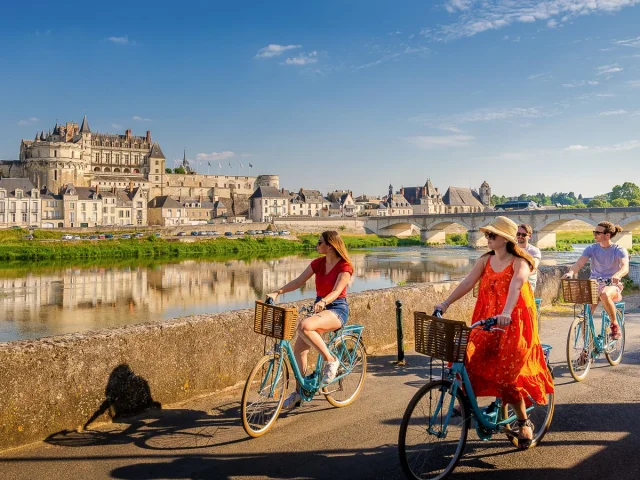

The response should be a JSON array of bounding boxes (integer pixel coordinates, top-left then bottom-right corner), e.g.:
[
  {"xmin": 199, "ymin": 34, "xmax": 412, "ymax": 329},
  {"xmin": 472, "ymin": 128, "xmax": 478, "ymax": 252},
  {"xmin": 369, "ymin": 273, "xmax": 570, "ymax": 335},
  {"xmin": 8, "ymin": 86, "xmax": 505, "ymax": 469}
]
[
  {"xmin": 267, "ymin": 230, "xmax": 354, "ymax": 409},
  {"xmin": 435, "ymin": 216, "xmax": 554, "ymax": 449}
]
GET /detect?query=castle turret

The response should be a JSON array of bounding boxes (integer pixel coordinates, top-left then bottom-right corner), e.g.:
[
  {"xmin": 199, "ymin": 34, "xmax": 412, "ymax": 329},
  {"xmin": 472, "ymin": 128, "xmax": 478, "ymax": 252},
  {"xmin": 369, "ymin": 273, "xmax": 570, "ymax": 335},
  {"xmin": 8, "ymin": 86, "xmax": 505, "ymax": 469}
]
[{"xmin": 479, "ymin": 181, "xmax": 491, "ymax": 206}]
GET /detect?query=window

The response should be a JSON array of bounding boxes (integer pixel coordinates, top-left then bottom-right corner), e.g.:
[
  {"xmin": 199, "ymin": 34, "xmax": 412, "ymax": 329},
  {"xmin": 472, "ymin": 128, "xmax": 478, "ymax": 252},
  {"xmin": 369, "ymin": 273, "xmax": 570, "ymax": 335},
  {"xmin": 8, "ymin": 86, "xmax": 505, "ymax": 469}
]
[
  {"xmin": 81, "ymin": 203, "xmax": 86, "ymax": 211},
  {"xmin": 155, "ymin": 169, "xmax": 159, "ymax": 174},
  {"xmin": 54, "ymin": 170, "xmax": 57, "ymax": 181},
  {"xmin": 70, "ymin": 202, "xmax": 75, "ymax": 209},
  {"xmin": 106, "ymin": 153, "xmax": 112, "ymax": 163},
  {"xmin": 124, "ymin": 154, "xmax": 129, "ymax": 162},
  {"xmin": 126, "ymin": 211, "xmax": 130, "ymax": 218},
  {"xmin": 16, "ymin": 191, "xmax": 23, "ymax": 199},
  {"xmin": 0, "ymin": 191, "xmax": 4, "ymax": 199},
  {"xmin": 116, "ymin": 154, "xmax": 120, "ymax": 163},
  {"xmin": 22, "ymin": 213, "xmax": 27, "ymax": 222},
  {"xmin": 93, "ymin": 204, "xmax": 97, "ymax": 211},
  {"xmin": 11, "ymin": 213, "xmax": 16, "ymax": 223},
  {"xmin": 103, "ymin": 207, "xmax": 108, "ymax": 214},
  {"xmin": 95, "ymin": 153, "xmax": 101, "ymax": 163},
  {"xmin": 137, "ymin": 201, "xmax": 143, "ymax": 208},
  {"xmin": 155, "ymin": 176, "xmax": 159, "ymax": 181},
  {"xmin": 54, "ymin": 150, "xmax": 57, "ymax": 157}
]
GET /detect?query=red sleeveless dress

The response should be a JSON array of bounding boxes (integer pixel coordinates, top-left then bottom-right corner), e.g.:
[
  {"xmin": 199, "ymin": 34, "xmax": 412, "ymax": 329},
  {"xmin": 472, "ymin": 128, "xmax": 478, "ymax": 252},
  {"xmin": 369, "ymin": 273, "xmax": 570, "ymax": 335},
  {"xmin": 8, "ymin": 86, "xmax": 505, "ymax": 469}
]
[{"xmin": 465, "ymin": 258, "xmax": 554, "ymax": 404}]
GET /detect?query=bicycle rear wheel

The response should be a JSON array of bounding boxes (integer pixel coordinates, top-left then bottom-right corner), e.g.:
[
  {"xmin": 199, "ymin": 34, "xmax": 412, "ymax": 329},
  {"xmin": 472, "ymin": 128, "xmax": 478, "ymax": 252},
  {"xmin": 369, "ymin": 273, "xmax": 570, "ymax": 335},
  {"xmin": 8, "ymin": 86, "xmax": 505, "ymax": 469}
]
[
  {"xmin": 323, "ymin": 336, "xmax": 367, "ymax": 407},
  {"xmin": 605, "ymin": 309, "xmax": 625, "ymax": 366},
  {"xmin": 399, "ymin": 380, "xmax": 470, "ymax": 480},
  {"xmin": 566, "ymin": 316, "xmax": 593, "ymax": 382},
  {"xmin": 241, "ymin": 355, "xmax": 289, "ymax": 438},
  {"xmin": 500, "ymin": 365, "xmax": 555, "ymax": 449}
]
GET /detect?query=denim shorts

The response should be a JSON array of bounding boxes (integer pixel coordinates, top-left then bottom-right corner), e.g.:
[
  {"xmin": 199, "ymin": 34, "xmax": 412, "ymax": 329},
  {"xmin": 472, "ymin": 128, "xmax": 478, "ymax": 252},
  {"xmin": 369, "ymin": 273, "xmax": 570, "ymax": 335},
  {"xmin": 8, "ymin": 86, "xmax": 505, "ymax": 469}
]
[{"xmin": 316, "ymin": 296, "xmax": 349, "ymax": 326}]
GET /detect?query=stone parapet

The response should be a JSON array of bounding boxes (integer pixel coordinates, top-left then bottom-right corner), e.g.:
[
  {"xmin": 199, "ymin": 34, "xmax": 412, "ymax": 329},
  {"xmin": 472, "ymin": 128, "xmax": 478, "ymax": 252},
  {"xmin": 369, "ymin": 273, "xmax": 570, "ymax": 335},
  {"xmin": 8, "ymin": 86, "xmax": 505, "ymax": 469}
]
[{"xmin": 0, "ymin": 266, "xmax": 570, "ymax": 451}]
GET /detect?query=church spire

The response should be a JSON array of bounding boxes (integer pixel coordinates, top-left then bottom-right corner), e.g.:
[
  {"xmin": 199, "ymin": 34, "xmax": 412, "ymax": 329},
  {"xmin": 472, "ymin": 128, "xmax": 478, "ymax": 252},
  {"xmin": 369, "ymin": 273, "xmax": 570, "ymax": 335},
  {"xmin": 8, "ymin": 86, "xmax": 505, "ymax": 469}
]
[{"xmin": 79, "ymin": 114, "xmax": 91, "ymax": 133}]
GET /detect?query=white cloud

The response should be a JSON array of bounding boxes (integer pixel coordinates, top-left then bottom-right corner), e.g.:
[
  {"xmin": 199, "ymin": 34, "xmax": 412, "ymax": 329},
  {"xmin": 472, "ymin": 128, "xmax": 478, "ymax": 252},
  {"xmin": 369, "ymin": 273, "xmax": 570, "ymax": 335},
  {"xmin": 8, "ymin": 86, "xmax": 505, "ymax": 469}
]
[
  {"xmin": 17, "ymin": 117, "xmax": 39, "ymax": 126},
  {"xmin": 562, "ymin": 80, "xmax": 599, "ymax": 87},
  {"xmin": 596, "ymin": 63, "xmax": 624, "ymax": 76},
  {"xmin": 107, "ymin": 35, "xmax": 130, "ymax": 45},
  {"xmin": 528, "ymin": 72, "xmax": 551, "ymax": 80},
  {"xmin": 564, "ymin": 145, "xmax": 589, "ymax": 151},
  {"xmin": 406, "ymin": 134, "xmax": 475, "ymax": 148},
  {"xmin": 111, "ymin": 123, "xmax": 123, "ymax": 130},
  {"xmin": 255, "ymin": 44, "xmax": 301, "ymax": 59},
  {"xmin": 426, "ymin": 1, "xmax": 640, "ymax": 41},
  {"xmin": 613, "ymin": 36, "xmax": 640, "ymax": 48},
  {"xmin": 283, "ymin": 51, "xmax": 318, "ymax": 66},
  {"xmin": 195, "ymin": 151, "xmax": 236, "ymax": 161},
  {"xmin": 132, "ymin": 116, "xmax": 151, "ymax": 122},
  {"xmin": 594, "ymin": 140, "xmax": 640, "ymax": 152},
  {"xmin": 599, "ymin": 110, "xmax": 627, "ymax": 116},
  {"xmin": 414, "ymin": 106, "xmax": 557, "ymax": 127},
  {"xmin": 628, "ymin": 80, "xmax": 640, "ymax": 87}
]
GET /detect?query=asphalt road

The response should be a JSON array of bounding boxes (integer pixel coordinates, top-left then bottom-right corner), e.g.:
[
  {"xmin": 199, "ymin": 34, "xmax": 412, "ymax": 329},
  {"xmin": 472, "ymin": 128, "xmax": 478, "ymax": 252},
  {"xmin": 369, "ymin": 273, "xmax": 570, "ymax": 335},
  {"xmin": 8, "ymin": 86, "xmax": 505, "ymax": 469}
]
[{"xmin": 1, "ymin": 312, "xmax": 640, "ymax": 480}]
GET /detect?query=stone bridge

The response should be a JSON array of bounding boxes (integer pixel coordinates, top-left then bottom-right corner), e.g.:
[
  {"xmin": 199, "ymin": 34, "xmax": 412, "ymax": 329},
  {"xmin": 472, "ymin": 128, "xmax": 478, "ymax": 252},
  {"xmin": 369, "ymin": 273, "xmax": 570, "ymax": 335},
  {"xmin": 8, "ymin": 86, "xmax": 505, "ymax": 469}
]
[{"xmin": 364, "ymin": 207, "xmax": 640, "ymax": 249}]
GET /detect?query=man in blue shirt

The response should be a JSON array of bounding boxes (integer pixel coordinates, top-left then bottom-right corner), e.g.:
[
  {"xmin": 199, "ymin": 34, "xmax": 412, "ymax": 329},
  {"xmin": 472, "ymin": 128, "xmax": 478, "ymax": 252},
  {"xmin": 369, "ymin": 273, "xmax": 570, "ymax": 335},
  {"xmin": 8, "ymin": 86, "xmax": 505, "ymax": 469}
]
[{"xmin": 562, "ymin": 221, "xmax": 629, "ymax": 339}]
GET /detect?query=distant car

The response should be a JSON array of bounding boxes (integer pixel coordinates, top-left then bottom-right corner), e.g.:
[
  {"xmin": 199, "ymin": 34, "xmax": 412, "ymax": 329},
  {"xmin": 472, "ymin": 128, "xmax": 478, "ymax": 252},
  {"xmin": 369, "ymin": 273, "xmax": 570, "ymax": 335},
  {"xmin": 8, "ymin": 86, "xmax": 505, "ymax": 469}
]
[
  {"xmin": 135, "ymin": 233, "xmax": 144, "ymax": 238},
  {"xmin": 105, "ymin": 234, "xmax": 114, "ymax": 239},
  {"xmin": 11, "ymin": 226, "xmax": 22, "ymax": 229},
  {"xmin": 191, "ymin": 231, "xmax": 199, "ymax": 236},
  {"xmin": 23, "ymin": 234, "xmax": 34, "ymax": 240},
  {"xmin": 89, "ymin": 235, "xmax": 98, "ymax": 240},
  {"xmin": 177, "ymin": 232, "xmax": 186, "ymax": 236},
  {"xmin": 210, "ymin": 231, "xmax": 220, "ymax": 236},
  {"xmin": 235, "ymin": 230, "xmax": 245, "ymax": 236},
  {"xmin": 198, "ymin": 231, "xmax": 208, "ymax": 236},
  {"xmin": 247, "ymin": 230, "xmax": 256, "ymax": 235},
  {"xmin": 154, "ymin": 233, "xmax": 161, "ymax": 238},
  {"xmin": 62, "ymin": 234, "xmax": 73, "ymax": 240},
  {"xmin": 121, "ymin": 234, "xmax": 131, "ymax": 239},
  {"xmin": 73, "ymin": 235, "xmax": 81, "ymax": 240},
  {"xmin": 98, "ymin": 235, "xmax": 106, "ymax": 240},
  {"xmin": 224, "ymin": 231, "xmax": 233, "ymax": 237},
  {"xmin": 264, "ymin": 231, "xmax": 275, "ymax": 236}
]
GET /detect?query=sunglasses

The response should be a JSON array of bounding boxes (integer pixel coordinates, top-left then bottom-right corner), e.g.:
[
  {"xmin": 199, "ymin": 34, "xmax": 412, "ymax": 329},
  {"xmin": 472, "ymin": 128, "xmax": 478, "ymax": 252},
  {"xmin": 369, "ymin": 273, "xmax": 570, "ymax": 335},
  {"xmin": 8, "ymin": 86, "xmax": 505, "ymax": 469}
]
[
  {"xmin": 516, "ymin": 232, "xmax": 528, "ymax": 237},
  {"xmin": 593, "ymin": 230, "xmax": 606, "ymax": 236},
  {"xmin": 484, "ymin": 232, "xmax": 496, "ymax": 240},
  {"xmin": 317, "ymin": 239, "xmax": 325, "ymax": 245}
]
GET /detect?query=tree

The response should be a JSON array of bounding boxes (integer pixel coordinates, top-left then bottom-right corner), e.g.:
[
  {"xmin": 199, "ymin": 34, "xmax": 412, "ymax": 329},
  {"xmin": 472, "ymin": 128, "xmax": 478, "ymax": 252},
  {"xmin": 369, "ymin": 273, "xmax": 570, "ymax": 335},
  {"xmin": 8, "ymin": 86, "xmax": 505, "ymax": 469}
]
[
  {"xmin": 588, "ymin": 198, "xmax": 610, "ymax": 208},
  {"xmin": 610, "ymin": 182, "xmax": 640, "ymax": 202},
  {"xmin": 611, "ymin": 198, "xmax": 629, "ymax": 207},
  {"xmin": 173, "ymin": 167, "xmax": 186, "ymax": 174},
  {"xmin": 629, "ymin": 199, "xmax": 640, "ymax": 207},
  {"xmin": 165, "ymin": 168, "xmax": 172, "ymax": 174},
  {"xmin": 573, "ymin": 202, "xmax": 587, "ymax": 209}
]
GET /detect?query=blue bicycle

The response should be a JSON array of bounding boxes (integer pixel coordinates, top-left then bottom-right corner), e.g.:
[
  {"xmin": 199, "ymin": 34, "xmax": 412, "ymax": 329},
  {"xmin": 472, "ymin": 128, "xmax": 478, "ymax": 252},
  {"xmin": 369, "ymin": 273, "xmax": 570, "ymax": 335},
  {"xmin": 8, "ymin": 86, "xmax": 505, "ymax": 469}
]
[
  {"xmin": 241, "ymin": 301, "xmax": 367, "ymax": 437},
  {"xmin": 563, "ymin": 278, "xmax": 625, "ymax": 382},
  {"xmin": 398, "ymin": 312, "xmax": 555, "ymax": 480}
]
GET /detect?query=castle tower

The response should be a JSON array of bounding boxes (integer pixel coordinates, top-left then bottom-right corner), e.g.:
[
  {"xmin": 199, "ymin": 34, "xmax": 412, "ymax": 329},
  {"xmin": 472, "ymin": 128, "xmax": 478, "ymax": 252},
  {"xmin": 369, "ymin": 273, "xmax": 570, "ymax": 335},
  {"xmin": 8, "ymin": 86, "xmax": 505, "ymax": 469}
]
[
  {"xmin": 479, "ymin": 181, "xmax": 491, "ymax": 206},
  {"xmin": 148, "ymin": 142, "xmax": 166, "ymax": 198}
]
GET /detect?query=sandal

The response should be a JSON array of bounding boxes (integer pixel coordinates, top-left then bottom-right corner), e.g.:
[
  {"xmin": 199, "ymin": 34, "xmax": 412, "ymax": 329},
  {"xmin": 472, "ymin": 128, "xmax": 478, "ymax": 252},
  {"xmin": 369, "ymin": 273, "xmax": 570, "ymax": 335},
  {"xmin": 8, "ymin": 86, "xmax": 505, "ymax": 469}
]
[{"xmin": 516, "ymin": 418, "xmax": 534, "ymax": 450}]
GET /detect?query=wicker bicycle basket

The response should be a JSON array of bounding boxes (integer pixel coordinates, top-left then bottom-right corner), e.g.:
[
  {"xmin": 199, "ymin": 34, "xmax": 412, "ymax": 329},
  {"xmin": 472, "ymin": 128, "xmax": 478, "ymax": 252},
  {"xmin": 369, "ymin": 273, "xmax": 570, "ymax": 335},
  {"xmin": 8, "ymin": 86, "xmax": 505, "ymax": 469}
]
[
  {"xmin": 254, "ymin": 301, "xmax": 298, "ymax": 340},
  {"xmin": 414, "ymin": 312, "xmax": 471, "ymax": 363},
  {"xmin": 561, "ymin": 279, "xmax": 599, "ymax": 305}
]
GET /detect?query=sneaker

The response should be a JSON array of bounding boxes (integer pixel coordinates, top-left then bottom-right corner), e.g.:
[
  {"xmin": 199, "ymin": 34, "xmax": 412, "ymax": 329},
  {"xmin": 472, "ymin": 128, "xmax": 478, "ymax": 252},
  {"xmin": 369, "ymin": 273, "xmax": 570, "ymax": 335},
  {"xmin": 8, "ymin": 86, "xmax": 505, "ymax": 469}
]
[
  {"xmin": 610, "ymin": 323, "xmax": 622, "ymax": 340},
  {"xmin": 282, "ymin": 392, "xmax": 301, "ymax": 410},
  {"xmin": 322, "ymin": 359, "xmax": 340, "ymax": 385}
]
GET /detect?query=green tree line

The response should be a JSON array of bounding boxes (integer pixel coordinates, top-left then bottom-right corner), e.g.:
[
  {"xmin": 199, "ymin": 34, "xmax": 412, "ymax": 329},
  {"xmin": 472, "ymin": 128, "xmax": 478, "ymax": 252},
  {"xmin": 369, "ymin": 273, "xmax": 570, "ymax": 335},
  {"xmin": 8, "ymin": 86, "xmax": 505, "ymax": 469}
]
[{"xmin": 491, "ymin": 182, "xmax": 640, "ymax": 208}]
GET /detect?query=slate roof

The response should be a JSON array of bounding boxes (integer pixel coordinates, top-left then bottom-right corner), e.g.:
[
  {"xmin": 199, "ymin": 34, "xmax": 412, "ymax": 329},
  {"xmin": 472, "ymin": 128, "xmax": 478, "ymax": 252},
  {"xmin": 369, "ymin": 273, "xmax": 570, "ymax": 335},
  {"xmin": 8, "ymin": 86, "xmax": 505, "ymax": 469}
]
[
  {"xmin": 442, "ymin": 187, "xmax": 483, "ymax": 207},
  {"xmin": 80, "ymin": 115, "xmax": 91, "ymax": 134},
  {"xmin": 148, "ymin": 196, "xmax": 183, "ymax": 209},
  {"xmin": 383, "ymin": 193, "xmax": 412, "ymax": 208},
  {"xmin": 149, "ymin": 143, "xmax": 166, "ymax": 159},
  {"xmin": 249, "ymin": 186, "xmax": 289, "ymax": 199},
  {"xmin": 0, "ymin": 178, "xmax": 36, "ymax": 195}
]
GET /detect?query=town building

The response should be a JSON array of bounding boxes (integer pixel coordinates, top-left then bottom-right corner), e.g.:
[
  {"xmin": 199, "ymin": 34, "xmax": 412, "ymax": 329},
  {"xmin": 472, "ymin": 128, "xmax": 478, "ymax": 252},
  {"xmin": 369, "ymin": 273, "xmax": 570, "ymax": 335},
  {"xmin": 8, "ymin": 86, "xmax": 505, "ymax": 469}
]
[
  {"xmin": 400, "ymin": 179, "xmax": 491, "ymax": 214},
  {"xmin": 249, "ymin": 186, "xmax": 290, "ymax": 222},
  {"xmin": 286, "ymin": 188, "xmax": 324, "ymax": 217},
  {"xmin": 377, "ymin": 185, "xmax": 414, "ymax": 216},
  {"xmin": 326, "ymin": 190, "xmax": 356, "ymax": 217},
  {"xmin": 400, "ymin": 179, "xmax": 446, "ymax": 214},
  {"xmin": 147, "ymin": 196, "xmax": 188, "ymax": 226},
  {"xmin": 0, "ymin": 178, "xmax": 41, "ymax": 228}
]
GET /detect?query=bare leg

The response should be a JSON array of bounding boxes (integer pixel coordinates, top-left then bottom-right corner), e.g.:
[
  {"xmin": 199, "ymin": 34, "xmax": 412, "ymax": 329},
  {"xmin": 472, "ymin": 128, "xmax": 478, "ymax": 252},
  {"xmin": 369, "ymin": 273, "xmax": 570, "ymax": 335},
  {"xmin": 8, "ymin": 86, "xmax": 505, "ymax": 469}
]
[
  {"xmin": 300, "ymin": 311, "xmax": 342, "ymax": 362},
  {"xmin": 293, "ymin": 334, "xmax": 310, "ymax": 379},
  {"xmin": 600, "ymin": 287, "xmax": 621, "ymax": 326},
  {"xmin": 510, "ymin": 398, "xmax": 532, "ymax": 440}
]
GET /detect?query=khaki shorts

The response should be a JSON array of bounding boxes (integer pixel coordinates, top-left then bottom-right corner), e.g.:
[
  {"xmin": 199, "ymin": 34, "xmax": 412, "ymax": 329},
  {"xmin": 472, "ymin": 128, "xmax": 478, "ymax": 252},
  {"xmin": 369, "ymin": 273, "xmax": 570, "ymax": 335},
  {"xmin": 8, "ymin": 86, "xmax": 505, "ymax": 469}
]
[{"xmin": 597, "ymin": 281, "xmax": 623, "ymax": 301}]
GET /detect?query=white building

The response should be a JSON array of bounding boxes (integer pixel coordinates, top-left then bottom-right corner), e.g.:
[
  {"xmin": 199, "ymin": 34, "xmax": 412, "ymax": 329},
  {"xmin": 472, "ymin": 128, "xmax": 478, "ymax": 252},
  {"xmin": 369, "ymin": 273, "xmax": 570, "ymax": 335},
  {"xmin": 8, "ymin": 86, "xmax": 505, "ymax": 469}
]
[
  {"xmin": 0, "ymin": 178, "xmax": 41, "ymax": 228},
  {"xmin": 249, "ymin": 186, "xmax": 289, "ymax": 222}
]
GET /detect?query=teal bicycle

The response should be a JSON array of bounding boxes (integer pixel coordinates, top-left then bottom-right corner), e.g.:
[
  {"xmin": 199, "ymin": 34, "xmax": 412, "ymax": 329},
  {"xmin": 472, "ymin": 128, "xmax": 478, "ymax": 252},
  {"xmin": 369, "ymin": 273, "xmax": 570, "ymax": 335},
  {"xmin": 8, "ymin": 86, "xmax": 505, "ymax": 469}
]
[
  {"xmin": 398, "ymin": 312, "xmax": 555, "ymax": 480},
  {"xmin": 241, "ymin": 300, "xmax": 367, "ymax": 437},
  {"xmin": 563, "ymin": 278, "xmax": 625, "ymax": 382}
]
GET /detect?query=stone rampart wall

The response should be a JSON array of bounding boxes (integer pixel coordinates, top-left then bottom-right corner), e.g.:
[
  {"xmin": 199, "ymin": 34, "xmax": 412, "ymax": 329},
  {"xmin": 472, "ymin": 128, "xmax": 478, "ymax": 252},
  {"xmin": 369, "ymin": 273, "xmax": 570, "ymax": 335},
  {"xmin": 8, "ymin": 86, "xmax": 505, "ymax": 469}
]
[
  {"xmin": 0, "ymin": 265, "xmax": 570, "ymax": 451},
  {"xmin": 273, "ymin": 217, "xmax": 367, "ymax": 234}
]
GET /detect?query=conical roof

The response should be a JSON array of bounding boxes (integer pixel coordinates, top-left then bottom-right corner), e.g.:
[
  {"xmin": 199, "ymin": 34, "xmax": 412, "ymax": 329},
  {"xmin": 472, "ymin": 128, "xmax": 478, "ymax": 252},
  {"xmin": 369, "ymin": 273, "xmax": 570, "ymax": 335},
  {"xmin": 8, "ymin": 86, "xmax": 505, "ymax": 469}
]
[
  {"xmin": 40, "ymin": 130, "xmax": 46, "ymax": 141},
  {"xmin": 80, "ymin": 114, "xmax": 91, "ymax": 133},
  {"xmin": 149, "ymin": 142, "xmax": 166, "ymax": 159}
]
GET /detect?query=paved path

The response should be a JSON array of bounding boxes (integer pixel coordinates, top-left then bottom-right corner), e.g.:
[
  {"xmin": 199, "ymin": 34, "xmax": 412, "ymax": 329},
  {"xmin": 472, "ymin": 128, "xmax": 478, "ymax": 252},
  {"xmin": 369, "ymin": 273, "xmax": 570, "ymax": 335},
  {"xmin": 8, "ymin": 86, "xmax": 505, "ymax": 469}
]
[{"xmin": 2, "ymin": 312, "xmax": 640, "ymax": 480}]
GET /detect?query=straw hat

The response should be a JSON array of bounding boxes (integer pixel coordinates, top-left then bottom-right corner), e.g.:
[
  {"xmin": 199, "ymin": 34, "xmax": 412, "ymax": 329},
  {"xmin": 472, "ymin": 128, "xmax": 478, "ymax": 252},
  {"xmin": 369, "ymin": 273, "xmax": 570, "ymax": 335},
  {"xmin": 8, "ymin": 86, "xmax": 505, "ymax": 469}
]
[{"xmin": 479, "ymin": 216, "xmax": 518, "ymax": 244}]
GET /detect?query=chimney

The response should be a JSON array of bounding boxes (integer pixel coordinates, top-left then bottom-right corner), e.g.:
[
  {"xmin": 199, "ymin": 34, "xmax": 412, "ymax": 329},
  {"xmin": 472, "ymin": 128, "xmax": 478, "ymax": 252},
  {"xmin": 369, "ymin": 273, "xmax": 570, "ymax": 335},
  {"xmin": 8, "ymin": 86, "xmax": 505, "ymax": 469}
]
[
  {"xmin": 146, "ymin": 131, "xmax": 151, "ymax": 143},
  {"xmin": 126, "ymin": 129, "xmax": 132, "ymax": 139},
  {"xmin": 400, "ymin": 187, "xmax": 404, "ymax": 196},
  {"xmin": 128, "ymin": 180, "xmax": 134, "ymax": 192}
]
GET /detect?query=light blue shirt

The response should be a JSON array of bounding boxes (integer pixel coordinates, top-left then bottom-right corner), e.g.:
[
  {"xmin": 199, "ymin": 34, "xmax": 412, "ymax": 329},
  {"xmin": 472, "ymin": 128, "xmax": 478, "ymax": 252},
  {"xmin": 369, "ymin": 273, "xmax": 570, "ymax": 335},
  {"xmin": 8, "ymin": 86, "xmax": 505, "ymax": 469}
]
[{"xmin": 581, "ymin": 243, "xmax": 628, "ymax": 279}]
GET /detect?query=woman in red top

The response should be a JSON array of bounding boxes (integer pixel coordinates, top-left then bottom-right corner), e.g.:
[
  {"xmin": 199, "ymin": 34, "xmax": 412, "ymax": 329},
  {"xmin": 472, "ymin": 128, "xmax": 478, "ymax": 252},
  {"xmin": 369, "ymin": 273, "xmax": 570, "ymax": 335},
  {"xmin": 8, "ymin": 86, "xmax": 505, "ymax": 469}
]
[{"xmin": 267, "ymin": 231, "xmax": 354, "ymax": 409}]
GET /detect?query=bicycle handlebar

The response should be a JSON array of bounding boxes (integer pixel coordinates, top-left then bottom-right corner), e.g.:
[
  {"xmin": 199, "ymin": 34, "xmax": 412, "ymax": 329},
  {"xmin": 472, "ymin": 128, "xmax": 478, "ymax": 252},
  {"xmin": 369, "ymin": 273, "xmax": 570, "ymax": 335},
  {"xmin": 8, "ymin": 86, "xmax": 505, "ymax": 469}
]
[
  {"xmin": 263, "ymin": 296, "xmax": 314, "ymax": 315},
  {"xmin": 433, "ymin": 309, "xmax": 501, "ymax": 331}
]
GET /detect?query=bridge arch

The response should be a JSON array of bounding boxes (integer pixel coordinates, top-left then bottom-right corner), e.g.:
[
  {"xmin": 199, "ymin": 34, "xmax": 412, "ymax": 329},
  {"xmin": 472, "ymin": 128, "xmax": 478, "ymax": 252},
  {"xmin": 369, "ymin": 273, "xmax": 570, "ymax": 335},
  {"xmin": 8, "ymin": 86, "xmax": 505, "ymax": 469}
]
[{"xmin": 536, "ymin": 216, "xmax": 597, "ymax": 232}]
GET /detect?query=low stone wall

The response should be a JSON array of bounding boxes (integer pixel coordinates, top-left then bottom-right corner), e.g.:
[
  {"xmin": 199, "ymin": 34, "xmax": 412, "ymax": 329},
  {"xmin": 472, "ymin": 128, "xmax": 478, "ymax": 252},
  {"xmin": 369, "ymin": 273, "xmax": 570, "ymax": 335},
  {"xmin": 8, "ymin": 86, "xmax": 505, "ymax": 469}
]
[
  {"xmin": 273, "ymin": 217, "xmax": 367, "ymax": 234},
  {"xmin": 0, "ymin": 266, "xmax": 569, "ymax": 451}
]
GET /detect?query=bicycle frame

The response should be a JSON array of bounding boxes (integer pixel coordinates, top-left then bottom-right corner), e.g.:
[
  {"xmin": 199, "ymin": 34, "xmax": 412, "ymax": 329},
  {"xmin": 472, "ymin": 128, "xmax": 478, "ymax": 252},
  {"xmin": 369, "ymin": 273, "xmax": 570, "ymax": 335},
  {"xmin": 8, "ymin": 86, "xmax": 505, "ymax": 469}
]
[
  {"xmin": 263, "ymin": 324, "xmax": 365, "ymax": 401},
  {"xmin": 575, "ymin": 302, "xmax": 625, "ymax": 356}
]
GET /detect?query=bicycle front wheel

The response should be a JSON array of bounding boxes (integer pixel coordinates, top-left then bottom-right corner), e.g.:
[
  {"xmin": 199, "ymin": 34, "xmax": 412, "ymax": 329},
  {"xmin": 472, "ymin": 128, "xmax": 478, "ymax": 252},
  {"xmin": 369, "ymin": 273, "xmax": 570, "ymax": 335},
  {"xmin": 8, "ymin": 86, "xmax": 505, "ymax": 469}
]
[
  {"xmin": 605, "ymin": 309, "xmax": 625, "ymax": 366},
  {"xmin": 399, "ymin": 380, "xmax": 470, "ymax": 480},
  {"xmin": 500, "ymin": 365, "xmax": 555, "ymax": 449},
  {"xmin": 324, "ymin": 336, "xmax": 367, "ymax": 407},
  {"xmin": 566, "ymin": 316, "xmax": 593, "ymax": 382},
  {"xmin": 241, "ymin": 355, "xmax": 289, "ymax": 438}
]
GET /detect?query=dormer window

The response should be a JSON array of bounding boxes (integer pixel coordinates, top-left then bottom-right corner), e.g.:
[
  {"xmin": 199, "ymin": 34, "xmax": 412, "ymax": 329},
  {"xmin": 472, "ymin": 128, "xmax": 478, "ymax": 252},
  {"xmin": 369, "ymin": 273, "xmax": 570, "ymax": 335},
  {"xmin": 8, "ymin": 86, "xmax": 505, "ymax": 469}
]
[{"xmin": 16, "ymin": 190, "xmax": 23, "ymax": 199}]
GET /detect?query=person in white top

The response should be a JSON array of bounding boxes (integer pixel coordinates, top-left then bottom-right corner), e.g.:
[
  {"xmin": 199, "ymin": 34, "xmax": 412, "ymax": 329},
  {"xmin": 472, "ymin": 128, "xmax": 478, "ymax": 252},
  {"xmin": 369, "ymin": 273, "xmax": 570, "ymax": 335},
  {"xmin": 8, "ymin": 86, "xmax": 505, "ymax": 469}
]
[{"xmin": 516, "ymin": 224, "xmax": 541, "ymax": 292}]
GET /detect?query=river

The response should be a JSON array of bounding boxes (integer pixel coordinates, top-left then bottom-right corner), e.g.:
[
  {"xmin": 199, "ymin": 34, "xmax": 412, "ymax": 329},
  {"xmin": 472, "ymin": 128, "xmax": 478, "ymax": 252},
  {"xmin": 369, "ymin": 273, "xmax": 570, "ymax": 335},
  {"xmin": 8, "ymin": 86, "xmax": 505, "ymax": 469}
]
[{"xmin": 0, "ymin": 246, "xmax": 584, "ymax": 343}]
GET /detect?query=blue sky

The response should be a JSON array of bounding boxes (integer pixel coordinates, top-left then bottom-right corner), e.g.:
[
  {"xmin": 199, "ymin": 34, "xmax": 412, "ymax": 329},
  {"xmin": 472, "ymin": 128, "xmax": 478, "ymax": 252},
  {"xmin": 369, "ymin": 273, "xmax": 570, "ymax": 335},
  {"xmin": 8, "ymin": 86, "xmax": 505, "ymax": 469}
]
[{"xmin": 2, "ymin": 0, "xmax": 640, "ymax": 198}]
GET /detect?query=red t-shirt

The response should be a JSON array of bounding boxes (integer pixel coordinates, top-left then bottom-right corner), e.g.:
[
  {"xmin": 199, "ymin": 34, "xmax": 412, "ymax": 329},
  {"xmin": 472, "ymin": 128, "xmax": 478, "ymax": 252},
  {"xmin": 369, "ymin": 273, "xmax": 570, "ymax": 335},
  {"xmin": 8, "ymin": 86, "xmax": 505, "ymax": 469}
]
[{"xmin": 310, "ymin": 257, "xmax": 354, "ymax": 299}]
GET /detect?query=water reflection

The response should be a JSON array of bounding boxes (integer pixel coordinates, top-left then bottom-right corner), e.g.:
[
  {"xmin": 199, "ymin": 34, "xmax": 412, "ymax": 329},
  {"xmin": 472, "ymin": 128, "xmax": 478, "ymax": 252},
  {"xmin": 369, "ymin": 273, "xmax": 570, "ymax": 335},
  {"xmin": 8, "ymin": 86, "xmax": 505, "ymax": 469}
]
[{"xmin": 0, "ymin": 247, "xmax": 580, "ymax": 342}]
